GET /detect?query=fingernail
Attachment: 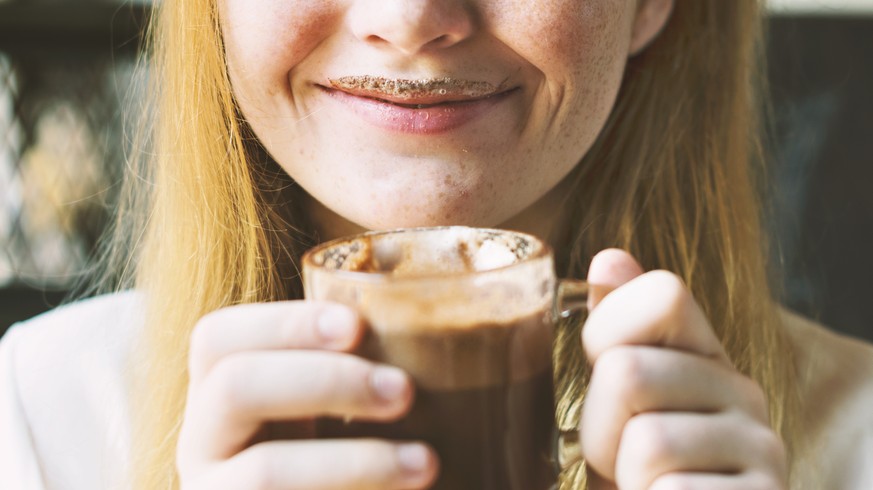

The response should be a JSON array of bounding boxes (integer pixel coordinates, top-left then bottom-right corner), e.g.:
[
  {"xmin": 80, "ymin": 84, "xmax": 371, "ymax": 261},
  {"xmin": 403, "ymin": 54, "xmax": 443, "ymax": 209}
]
[
  {"xmin": 397, "ymin": 443, "xmax": 431, "ymax": 474},
  {"xmin": 371, "ymin": 366, "xmax": 409, "ymax": 402},
  {"xmin": 317, "ymin": 307, "xmax": 356, "ymax": 345}
]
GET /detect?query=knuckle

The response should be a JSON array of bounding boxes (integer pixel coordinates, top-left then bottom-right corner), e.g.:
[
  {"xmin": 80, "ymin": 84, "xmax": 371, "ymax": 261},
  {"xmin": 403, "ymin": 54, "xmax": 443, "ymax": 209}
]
[
  {"xmin": 746, "ymin": 470, "xmax": 787, "ymax": 490},
  {"xmin": 174, "ymin": 446, "xmax": 193, "ymax": 482},
  {"xmin": 276, "ymin": 302, "xmax": 325, "ymax": 348},
  {"xmin": 741, "ymin": 379, "xmax": 770, "ymax": 422},
  {"xmin": 349, "ymin": 361, "xmax": 382, "ymax": 405},
  {"xmin": 649, "ymin": 474, "xmax": 693, "ymax": 490},
  {"xmin": 175, "ymin": 421, "xmax": 199, "ymax": 473},
  {"xmin": 623, "ymin": 414, "xmax": 673, "ymax": 463},
  {"xmin": 648, "ymin": 270, "xmax": 686, "ymax": 296},
  {"xmin": 189, "ymin": 308, "xmax": 239, "ymax": 376},
  {"xmin": 312, "ymin": 355, "xmax": 371, "ymax": 406},
  {"xmin": 238, "ymin": 445, "xmax": 281, "ymax": 490},
  {"xmin": 349, "ymin": 442, "xmax": 395, "ymax": 481},
  {"xmin": 345, "ymin": 441, "xmax": 429, "ymax": 489},
  {"xmin": 275, "ymin": 313, "xmax": 310, "ymax": 349},
  {"xmin": 313, "ymin": 358, "xmax": 346, "ymax": 399},
  {"xmin": 596, "ymin": 347, "xmax": 649, "ymax": 401},
  {"xmin": 190, "ymin": 311, "xmax": 221, "ymax": 357},
  {"xmin": 207, "ymin": 354, "xmax": 257, "ymax": 413},
  {"xmin": 753, "ymin": 426, "xmax": 787, "ymax": 468},
  {"xmin": 647, "ymin": 270, "xmax": 690, "ymax": 315}
]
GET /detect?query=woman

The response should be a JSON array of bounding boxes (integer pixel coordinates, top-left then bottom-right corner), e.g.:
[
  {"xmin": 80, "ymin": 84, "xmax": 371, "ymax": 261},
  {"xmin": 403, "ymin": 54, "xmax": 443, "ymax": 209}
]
[{"xmin": 2, "ymin": 0, "xmax": 871, "ymax": 489}]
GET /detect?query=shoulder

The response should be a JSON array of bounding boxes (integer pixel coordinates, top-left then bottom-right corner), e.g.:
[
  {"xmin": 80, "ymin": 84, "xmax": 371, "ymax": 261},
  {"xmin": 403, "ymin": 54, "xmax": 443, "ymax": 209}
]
[
  {"xmin": 3, "ymin": 289, "xmax": 145, "ymax": 409},
  {"xmin": 780, "ymin": 307, "xmax": 873, "ymax": 489},
  {"xmin": 3, "ymin": 289, "xmax": 145, "ymax": 368},
  {"xmin": 3, "ymin": 291, "xmax": 145, "ymax": 380},
  {"xmin": 781, "ymin": 307, "xmax": 873, "ymax": 404},
  {"xmin": 5, "ymin": 290, "xmax": 144, "ymax": 341},
  {"xmin": 0, "ymin": 291, "xmax": 144, "ymax": 489}
]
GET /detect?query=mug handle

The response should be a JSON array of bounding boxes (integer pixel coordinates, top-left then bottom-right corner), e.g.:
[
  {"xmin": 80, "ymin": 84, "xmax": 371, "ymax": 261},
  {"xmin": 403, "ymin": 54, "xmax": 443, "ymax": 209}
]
[
  {"xmin": 551, "ymin": 279, "xmax": 589, "ymax": 477},
  {"xmin": 555, "ymin": 279, "xmax": 589, "ymax": 320}
]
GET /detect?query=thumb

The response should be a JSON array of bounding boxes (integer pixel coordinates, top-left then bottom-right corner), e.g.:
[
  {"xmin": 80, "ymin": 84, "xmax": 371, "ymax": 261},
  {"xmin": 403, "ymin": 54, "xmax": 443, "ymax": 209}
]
[{"xmin": 586, "ymin": 249, "xmax": 645, "ymax": 310}]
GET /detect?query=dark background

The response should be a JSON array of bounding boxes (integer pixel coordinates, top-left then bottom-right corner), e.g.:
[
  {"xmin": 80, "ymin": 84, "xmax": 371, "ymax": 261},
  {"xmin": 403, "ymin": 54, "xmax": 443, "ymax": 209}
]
[
  {"xmin": 1, "ymin": 6, "xmax": 871, "ymax": 342},
  {"xmin": 766, "ymin": 15, "xmax": 873, "ymax": 342}
]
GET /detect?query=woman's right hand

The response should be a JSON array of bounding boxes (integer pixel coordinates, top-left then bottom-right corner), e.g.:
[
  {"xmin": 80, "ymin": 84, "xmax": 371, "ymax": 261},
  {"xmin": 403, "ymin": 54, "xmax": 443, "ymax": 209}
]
[{"xmin": 175, "ymin": 301, "xmax": 440, "ymax": 490}]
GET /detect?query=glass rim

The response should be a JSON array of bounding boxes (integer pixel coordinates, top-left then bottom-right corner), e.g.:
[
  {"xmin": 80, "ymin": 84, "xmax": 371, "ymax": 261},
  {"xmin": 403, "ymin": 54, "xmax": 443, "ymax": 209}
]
[{"xmin": 301, "ymin": 226, "xmax": 554, "ymax": 284}]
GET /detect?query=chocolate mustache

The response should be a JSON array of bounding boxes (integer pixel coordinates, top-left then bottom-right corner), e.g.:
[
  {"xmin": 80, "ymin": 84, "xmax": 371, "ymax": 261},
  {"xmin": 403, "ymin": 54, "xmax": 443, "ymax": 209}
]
[{"xmin": 328, "ymin": 76, "xmax": 503, "ymax": 100}]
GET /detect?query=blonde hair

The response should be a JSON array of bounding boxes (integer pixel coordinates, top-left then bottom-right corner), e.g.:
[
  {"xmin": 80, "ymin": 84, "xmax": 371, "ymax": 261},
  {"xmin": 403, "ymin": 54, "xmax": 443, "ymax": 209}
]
[
  {"xmin": 95, "ymin": 0, "xmax": 802, "ymax": 488},
  {"xmin": 552, "ymin": 2, "xmax": 804, "ymax": 486}
]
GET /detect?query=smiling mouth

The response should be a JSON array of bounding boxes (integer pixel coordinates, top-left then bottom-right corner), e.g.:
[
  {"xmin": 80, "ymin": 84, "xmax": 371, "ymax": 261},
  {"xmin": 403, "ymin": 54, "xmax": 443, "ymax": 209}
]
[{"xmin": 326, "ymin": 76, "xmax": 511, "ymax": 108}]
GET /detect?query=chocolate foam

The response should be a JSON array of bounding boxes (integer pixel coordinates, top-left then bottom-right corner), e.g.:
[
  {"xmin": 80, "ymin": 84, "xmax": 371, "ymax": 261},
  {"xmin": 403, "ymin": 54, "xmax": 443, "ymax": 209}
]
[
  {"xmin": 328, "ymin": 76, "xmax": 500, "ymax": 100},
  {"xmin": 304, "ymin": 228, "xmax": 555, "ymax": 388},
  {"xmin": 310, "ymin": 227, "xmax": 538, "ymax": 277}
]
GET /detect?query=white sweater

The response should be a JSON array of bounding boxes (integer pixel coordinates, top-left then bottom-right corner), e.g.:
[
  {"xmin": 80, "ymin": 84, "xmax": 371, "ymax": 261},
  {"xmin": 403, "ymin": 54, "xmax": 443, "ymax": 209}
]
[
  {"xmin": 0, "ymin": 292, "xmax": 142, "ymax": 489},
  {"xmin": 2, "ymin": 292, "xmax": 872, "ymax": 489}
]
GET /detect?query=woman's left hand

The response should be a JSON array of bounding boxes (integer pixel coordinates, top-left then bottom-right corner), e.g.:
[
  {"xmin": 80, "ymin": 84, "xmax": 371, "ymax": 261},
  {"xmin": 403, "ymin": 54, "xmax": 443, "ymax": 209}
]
[{"xmin": 580, "ymin": 249, "xmax": 788, "ymax": 490}]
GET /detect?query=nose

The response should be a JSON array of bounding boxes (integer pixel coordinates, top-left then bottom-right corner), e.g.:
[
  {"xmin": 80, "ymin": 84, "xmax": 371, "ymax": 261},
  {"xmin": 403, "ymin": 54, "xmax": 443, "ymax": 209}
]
[{"xmin": 348, "ymin": 0, "xmax": 475, "ymax": 56}]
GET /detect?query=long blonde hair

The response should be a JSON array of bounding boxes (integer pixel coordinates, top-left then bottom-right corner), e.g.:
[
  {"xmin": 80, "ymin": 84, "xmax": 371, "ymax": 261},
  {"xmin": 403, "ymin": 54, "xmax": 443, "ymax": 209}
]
[{"xmin": 97, "ymin": 0, "xmax": 802, "ymax": 488}]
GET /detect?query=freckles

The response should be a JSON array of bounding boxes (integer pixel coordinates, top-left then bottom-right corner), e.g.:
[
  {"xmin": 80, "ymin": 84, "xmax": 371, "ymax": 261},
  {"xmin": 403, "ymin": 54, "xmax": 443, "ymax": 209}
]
[
  {"xmin": 224, "ymin": 2, "xmax": 342, "ymax": 84},
  {"xmin": 277, "ymin": 5, "xmax": 343, "ymax": 65},
  {"xmin": 502, "ymin": 0, "xmax": 625, "ymax": 65}
]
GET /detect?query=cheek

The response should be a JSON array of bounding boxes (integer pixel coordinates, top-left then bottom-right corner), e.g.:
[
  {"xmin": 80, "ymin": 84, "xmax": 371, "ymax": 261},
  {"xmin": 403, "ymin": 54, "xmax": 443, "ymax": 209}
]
[
  {"xmin": 487, "ymin": 0, "xmax": 633, "ymax": 175},
  {"xmin": 487, "ymin": 0, "xmax": 632, "ymax": 84},
  {"xmin": 221, "ymin": 1, "xmax": 342, "ymax": 96}
]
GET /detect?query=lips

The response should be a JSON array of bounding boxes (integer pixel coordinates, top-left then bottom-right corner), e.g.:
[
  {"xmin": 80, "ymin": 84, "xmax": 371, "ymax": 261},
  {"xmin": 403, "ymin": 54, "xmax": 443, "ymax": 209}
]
[{"xmin": 319, "ymin": 76, "xmax": 517, "ymax": 134}]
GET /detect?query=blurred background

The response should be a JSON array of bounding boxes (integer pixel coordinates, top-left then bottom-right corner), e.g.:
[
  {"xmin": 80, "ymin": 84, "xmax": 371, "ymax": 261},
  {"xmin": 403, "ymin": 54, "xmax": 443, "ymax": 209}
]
[{"xmin": 1, "ymin": 0, "xmax": 872, "ymax": 341}]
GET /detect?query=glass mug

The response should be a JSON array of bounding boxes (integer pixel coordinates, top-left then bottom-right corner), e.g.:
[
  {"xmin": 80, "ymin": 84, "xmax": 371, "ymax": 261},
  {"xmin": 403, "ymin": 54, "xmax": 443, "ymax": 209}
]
[{"xmin": 302, "ymin": 226, "xmax": 587, "ymax": 490}]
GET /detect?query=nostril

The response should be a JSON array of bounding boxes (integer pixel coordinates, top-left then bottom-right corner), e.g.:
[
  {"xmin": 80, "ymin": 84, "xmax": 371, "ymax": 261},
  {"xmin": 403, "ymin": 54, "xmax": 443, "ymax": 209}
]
[
  {"xmin": 373, "ymin": 34, "xmax": 452, "ymax": 52},
  {"xmin": 366, "ymin": 34, "xmax": 388, "ymax": 45},
  {"xmin": 349, "ymin": 3, "xmax": 474, "ymax": 56},
  {"xmin": 430, "ymin": 34, "xmax": 450, "ymax": 47}
]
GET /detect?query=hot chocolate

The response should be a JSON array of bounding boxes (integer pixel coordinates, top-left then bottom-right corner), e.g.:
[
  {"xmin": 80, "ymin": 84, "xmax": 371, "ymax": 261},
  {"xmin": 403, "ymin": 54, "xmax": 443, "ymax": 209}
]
[
  {"xmin": 317, "ymin": 310, "xmax": 556, "ymax": 490},
  {"xmin": 303, "ymin": 227, "xmax": 558, "ymax": 489}
]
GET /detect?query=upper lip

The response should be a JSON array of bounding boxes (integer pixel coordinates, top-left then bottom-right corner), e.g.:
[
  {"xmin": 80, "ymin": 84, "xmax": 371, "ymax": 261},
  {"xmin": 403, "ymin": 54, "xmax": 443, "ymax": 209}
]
[{"xmin": 325, "ymin": 75, "xmax": 511, "ymax": 106}]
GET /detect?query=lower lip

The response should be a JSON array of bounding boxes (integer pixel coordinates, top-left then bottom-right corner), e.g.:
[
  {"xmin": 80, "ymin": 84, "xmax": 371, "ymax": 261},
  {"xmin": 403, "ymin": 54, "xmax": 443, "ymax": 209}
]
[{"xmin": 321, "ymin": 87, "xmax": 514, "ymax": 135}]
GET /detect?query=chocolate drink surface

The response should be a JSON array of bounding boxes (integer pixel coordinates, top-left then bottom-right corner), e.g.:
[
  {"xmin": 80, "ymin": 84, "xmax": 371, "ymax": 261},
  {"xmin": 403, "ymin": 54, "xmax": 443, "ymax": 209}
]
[{"xmin": 317, "ymin": 309, "xmax": 557, "ymax": 490}]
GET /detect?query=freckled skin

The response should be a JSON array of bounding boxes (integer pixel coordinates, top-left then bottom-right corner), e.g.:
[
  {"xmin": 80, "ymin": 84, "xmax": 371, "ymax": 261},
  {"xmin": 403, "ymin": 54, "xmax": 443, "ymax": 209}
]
[{"xmin": 221, "ymin": 0, "xmax": 638, "ymax": 230}]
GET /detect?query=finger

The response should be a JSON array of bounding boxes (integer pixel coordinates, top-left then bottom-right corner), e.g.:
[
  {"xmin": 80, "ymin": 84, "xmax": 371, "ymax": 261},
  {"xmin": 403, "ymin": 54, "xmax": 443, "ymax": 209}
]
[
  {"xmin": 179, "ymin": 351, "xmax": 413, "ymax": 467},
  {"xmin": 582, "ymin": 270, "xmax": 731, "ymax": 365},
  {"xmin": 649, "ymin": 471, "xmax": 786, "ymax": 490},
  {"xmin": 582, "ymin": 346, "xmax": 770, "ymax": 477},
  {"xmin": 189, "ymin": 301, "xmax": 363, "ymax": 384},
  {"xmin": 586, "ymin": 249, "xmax": 645, "ymax": 310},
  {"xmin": 189, "ymin": 440, "xmax": 439, "ymax": 490},
  {"xmin": 614, "ymin": 411, "xmax": 786, "ymax": 490}
]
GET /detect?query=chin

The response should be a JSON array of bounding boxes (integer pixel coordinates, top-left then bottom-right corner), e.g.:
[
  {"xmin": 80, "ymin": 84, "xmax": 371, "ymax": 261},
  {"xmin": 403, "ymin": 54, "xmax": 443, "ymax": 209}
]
[
  {"xmin": 341, "ymin": 198, "xmax": 505, "ymax": 231},
  {"xmin": 351, "ymin": 212, "xmax": 490, "ymax": 232}
]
